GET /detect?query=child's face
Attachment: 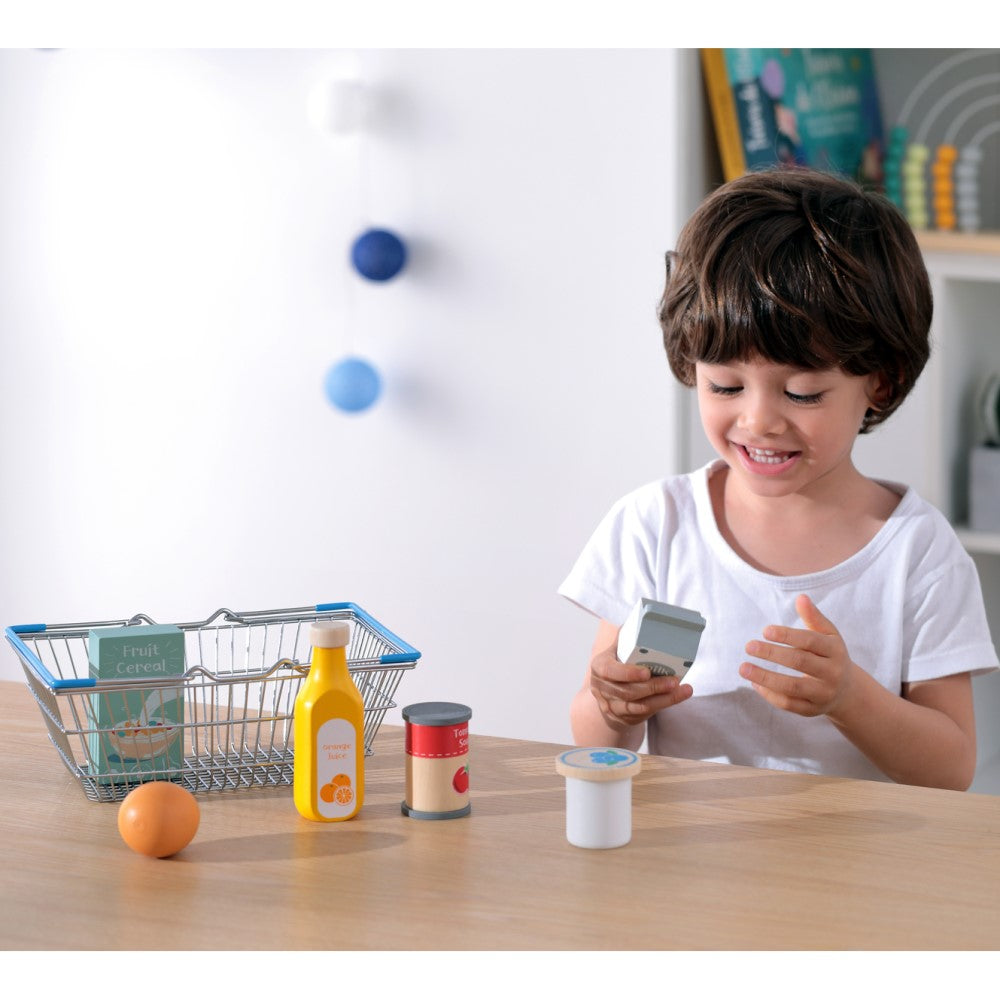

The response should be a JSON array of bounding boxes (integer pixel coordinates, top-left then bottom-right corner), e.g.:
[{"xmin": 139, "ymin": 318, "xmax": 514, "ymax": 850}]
[{"xmin": 694, "ymin": 357, "xmax": 884, "ymax": 500}]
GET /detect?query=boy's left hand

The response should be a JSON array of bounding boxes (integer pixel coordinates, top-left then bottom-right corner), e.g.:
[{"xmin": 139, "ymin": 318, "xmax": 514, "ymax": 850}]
[{"xmin": 740, "ymin": 594, "xmax": 856, "ymax": 718}]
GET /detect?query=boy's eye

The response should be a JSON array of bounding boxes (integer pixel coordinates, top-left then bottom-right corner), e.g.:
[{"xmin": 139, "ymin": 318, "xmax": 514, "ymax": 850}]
[
  {"xmin": 707, "ymin": 382, "xmax": 825, "ymax": 404},
  {"xmin": 705, "ymin": 379, "xmax": 825, "ymax": 404}
]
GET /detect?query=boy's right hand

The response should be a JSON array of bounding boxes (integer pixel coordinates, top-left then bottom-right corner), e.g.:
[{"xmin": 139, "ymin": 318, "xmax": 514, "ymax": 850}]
[{"xmin": 588, "ymin": 643, "xmax": 694, "ymax": 732}]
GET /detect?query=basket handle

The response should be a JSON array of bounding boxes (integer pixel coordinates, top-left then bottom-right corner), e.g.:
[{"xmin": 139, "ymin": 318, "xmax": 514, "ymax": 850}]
[{"xmin": 129, "ymin": 608, "xmax": 251, "ymax": 629}]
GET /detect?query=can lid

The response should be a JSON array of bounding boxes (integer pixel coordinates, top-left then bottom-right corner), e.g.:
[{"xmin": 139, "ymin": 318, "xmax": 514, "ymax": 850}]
[
  {"xmin": 555, "ymin": 747, "xmax": 641, "ymax": 782},
  {"xmin": 402, "ymin": 701, "xmax": 472, "ymax": 726},
  {"xmin": 310, "ymin": 621, "xmax": 351, "ymax": 649}
]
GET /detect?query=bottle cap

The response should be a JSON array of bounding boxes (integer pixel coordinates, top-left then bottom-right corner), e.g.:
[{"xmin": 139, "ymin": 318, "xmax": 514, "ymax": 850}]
[{"xmin": 310, "ymin": 621, "xmax": 351, "ymax": 649}]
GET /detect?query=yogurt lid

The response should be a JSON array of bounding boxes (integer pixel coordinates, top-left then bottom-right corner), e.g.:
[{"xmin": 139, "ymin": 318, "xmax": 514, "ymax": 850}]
[{"xmin": 555, "ymin": 747, "xmax": 641, "ymax": 782}]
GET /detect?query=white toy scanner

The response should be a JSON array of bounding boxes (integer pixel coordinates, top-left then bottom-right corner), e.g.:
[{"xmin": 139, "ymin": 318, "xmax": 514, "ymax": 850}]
[{"xmin": 616, "ymin": 598, "xmax": 706, "ymax": 679}]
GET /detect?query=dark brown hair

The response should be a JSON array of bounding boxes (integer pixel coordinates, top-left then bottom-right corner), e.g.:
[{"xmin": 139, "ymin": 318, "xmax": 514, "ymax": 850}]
[{"xmin": 659, "ymin": 167, "xmax": 932, "ymax": 432}]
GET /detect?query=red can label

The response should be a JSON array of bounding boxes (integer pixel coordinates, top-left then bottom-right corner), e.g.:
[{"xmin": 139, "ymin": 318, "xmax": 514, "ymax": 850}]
[{"xmin": 406, "ymin": 722, "xmax": 469, "ymax": 759}]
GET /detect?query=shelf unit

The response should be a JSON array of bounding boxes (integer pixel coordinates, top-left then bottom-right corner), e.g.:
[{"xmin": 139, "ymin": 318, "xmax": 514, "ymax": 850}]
[
  {"xmin": 914, "ymin": 232, "xmax": 1000, "ymax": 793},
  {"xmin": 916, "ymin": 231, "xmax": 1000, "ymax": 529}
]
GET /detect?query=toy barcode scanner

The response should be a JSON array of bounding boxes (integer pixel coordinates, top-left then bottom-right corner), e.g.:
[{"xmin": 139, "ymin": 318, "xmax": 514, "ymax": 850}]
[{"xmin": 616, "ymin": 599, "xmax": 706, "ymax": 679}]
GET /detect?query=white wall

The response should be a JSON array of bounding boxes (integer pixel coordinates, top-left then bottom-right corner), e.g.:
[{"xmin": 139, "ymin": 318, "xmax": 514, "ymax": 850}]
[{"xmin": 0, "ymin": 48, "xmax": 697, "ymax": 745}]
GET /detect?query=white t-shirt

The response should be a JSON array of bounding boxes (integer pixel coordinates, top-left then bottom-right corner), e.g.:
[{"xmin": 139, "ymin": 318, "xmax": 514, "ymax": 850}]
[{"xmin": 559, "ymin": 461, "xmax": 999, "ymax": 782}]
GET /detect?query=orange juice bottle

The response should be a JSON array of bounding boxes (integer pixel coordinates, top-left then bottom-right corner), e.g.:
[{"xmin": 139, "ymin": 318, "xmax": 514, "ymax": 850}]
[{"xmin": 293, "ymin": 621, "xmax": 364, "ymax": 821}]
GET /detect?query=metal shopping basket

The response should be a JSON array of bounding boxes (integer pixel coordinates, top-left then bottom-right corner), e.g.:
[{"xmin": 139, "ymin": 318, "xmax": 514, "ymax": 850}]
[{"xmin": 4, "ymin": 602, "xmax": 420, "ymax": 802}]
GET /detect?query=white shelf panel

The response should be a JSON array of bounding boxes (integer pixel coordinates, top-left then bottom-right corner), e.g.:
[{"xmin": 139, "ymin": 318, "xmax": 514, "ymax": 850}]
[
  {"xmin": 955, "ymin": 527, "xmax": 1000, "ymax": 555},
  {"xmin": 970, "ymin": 751, "xmax": 1000, "ymax": 796}
]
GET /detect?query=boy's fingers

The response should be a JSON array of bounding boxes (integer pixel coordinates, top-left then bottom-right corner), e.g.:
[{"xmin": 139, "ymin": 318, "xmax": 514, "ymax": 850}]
[
  {"xmin": 597, "ymin": 653, "xmax": 682, "ymax": 690},
  {"xmin": 758, "ymin": 626, "xmax": 827, "ymax": 653},
  {"xmin": 741, "ymin": 663, "xmax": 826, "ymax": 716},
  {"xmin": 598, "ymin": 673, "xmax": 678, "ymax": 703},
  {"xmin": 614, "ymin": 683, "xmax": 692, "ymax": 719},
  {"xmin": 745, "ymin": 641, "xmax": 819, "ymax": 677},
  {"xmin": 592, "ymin": 648, "xmax": 650, "ymax": 684},
  {"xmin": 610, "ymin": 661, "xmax": 654, "ymax": 683}
]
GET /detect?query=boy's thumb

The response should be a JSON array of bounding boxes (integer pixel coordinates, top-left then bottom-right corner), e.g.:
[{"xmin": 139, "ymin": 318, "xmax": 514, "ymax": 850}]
[{"xmin": 796, "ymin": 593, "xmax": 836, "ymax": 635}]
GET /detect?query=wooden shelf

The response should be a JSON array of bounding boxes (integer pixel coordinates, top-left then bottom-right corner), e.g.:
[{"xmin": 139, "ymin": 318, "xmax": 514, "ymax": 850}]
[{"xmin": 916, "ymin": 230, "xmax": 1000, "ymax": 256}]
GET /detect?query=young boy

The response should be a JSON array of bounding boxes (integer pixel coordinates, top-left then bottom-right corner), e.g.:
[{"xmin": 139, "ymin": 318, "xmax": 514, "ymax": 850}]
[{"xmin": 559, "ymin": 167, "xmax": 998, "ymax": 790}]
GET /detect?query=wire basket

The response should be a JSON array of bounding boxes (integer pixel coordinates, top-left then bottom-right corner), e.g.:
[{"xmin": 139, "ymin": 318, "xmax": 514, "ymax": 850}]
[{"xmin": 5, "ymin": 602, "xmax": 420, "ymax": 803}]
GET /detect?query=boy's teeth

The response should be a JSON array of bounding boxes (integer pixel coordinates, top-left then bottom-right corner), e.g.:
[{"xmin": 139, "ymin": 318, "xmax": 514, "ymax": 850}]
[{"xmin": 746, "ymin": 447, "xmax": 788, "ymax": 464}]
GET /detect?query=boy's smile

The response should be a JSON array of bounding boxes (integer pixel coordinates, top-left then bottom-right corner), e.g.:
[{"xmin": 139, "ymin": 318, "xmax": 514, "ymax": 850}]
[
  {"xmin": 695, "ymin": 358, "xmax": 885, "ymax": 500},
  {"xmin": 735, "ymin": 445, "xmax": 800, "ymax": 475}
]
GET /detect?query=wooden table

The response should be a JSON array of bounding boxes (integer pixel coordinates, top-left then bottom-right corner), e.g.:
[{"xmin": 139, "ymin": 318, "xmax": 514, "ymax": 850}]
[{"xmin": 2, "ymin": 679, "xmax": 998, "ymax": 950}]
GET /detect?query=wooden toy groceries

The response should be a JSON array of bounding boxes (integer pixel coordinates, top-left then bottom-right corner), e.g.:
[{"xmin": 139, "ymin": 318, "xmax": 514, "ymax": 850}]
[
  {"xmin": 293, "ymin": 621, "xmax": 365, "ymax": 821},
  {"xmin": 117, "ymin": 782, "xmax": 200, "ymax": 858},
  {"xmin": 401, "ymin": 701, "xmax": 472, "ymax": 820}
]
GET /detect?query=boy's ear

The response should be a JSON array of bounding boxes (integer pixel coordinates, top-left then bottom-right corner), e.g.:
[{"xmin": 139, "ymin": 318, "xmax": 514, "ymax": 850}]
[{"xmin": 865, "ymin": 371, "xmax": 894, "ymax": 411}]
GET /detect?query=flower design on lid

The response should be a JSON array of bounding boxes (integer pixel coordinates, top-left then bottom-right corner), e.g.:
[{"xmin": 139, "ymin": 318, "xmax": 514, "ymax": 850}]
[{"xmin": 589, "ymin": 749, "xmax": 630, "ymax": 766}]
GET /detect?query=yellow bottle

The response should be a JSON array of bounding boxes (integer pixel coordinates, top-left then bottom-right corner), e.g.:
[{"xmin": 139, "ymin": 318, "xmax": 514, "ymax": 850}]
[{"xmin": 293, "ymin": 621, "xmax": 365, "ymax": 821}]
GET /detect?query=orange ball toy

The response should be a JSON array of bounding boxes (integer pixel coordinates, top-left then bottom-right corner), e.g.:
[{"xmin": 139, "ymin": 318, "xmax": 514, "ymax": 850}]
[{"xmin": 117, "ymin": 782, "xmax": 200, "ymax": 858}]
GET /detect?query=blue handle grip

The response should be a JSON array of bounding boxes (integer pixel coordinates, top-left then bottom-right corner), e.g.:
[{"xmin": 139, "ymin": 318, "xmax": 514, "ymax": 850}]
[
  {"xmin": 4, "ymin": 624, "xmax": 98, "ymax": 689},
  {"xmin": 315, "ymin": 602, "xmax": 421, "ymax": 663}
]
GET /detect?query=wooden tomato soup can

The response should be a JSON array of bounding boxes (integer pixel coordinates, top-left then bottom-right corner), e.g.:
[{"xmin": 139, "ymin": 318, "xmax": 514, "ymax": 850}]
[
  {"xmin": 555, "ymin": 747, "xmax": 641, "ymax": 849},
  {"xmin": 401, "ymin": 701, "xmax": 472, "ymax": 820}
]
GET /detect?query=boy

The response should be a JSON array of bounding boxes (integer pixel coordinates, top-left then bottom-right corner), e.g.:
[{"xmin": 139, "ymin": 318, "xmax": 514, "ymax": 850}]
[{"xmin": 559, "ymin": 168, "xmax": 998, "ymax": 790}]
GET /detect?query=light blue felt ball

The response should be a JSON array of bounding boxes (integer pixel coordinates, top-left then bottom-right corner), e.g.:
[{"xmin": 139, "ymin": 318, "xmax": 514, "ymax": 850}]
[
  {"xmin": 324, "ymin": 357, "xmax": 382, "ymax": 413},
  {"xmin": 350, "ymin": 228, "xmax": 407, "ymax": 281}
]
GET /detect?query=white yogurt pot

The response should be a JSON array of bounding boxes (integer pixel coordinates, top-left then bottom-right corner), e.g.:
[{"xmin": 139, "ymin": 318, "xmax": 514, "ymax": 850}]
[{"xmin": 555, "ymin": 747, "xmax": 641, "ymax": 849}]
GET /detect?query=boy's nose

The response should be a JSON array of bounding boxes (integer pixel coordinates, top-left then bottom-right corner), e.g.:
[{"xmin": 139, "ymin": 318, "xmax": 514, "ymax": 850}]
[{"xmin": 738, "ymin": 395, "xmax": 787, "ymax": 437}]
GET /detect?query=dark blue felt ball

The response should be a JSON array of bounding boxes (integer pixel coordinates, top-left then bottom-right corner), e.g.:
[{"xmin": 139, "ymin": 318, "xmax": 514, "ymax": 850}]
[{"xmin": 350, "ymin": 228, "xmax": 407, "ymax": 282}]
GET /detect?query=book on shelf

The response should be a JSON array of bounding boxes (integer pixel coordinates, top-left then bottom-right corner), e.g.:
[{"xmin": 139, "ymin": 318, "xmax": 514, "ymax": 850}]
[{"xmin": 701, "ymin": 48, "xmax": 884, "ymax": 186}]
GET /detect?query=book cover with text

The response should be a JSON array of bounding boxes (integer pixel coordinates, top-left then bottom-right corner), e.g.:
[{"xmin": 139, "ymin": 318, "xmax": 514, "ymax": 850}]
[{"xmin": 701, "ymin": 48, "xmax": 884, "ymax": 186}]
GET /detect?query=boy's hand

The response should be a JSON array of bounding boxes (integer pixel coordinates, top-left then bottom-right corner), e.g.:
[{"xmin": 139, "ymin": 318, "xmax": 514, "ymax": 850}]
[
  {"xmin": 740, "ymin": 594, "xmax": 856, "ymax": 719},
  {"xmin": 589, "ymin": 644, "xmax": 693, "ymax": 732}
]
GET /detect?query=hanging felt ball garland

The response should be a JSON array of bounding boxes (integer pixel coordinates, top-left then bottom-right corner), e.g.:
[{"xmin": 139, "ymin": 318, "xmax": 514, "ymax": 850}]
[
  {"xmin": 323, "ymin": 227, "xmax": 407, "ymax": 414},
  {"xmin": 323, "ymin": 228, "xmax": 407, "ymax": 413},
  {"xmin": 312, "ymin": 68, "xmax": 410, "ymax": 415}
]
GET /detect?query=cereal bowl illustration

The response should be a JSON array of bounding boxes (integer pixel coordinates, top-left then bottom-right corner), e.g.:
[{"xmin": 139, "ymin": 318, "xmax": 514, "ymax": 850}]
[
  {"xmin": 107, "ymin": 719, "xmax": 180, "ymax": 760},
  {"xmin": 103, "ymin": 688, "xmax": 182, "ymax": 762}
]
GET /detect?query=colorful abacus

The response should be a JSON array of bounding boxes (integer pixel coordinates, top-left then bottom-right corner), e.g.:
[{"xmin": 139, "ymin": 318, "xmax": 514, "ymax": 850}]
[{"xmin": 883, "ymin": 50, "xmax": 999, "ymax": 234}]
